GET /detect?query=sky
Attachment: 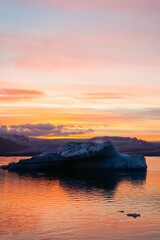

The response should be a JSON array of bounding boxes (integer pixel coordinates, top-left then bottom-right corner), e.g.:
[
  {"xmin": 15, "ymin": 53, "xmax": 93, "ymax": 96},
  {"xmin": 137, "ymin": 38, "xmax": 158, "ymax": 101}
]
[{"xmin": 0, "ymin": 0, "xmax": 160, "ymax": 140}]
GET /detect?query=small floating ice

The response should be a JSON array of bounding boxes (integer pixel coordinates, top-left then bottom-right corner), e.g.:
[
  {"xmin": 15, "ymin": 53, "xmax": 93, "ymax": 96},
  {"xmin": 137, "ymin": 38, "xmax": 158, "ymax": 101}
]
[{"xmin": 127, "ymin": 213, "xmax": 140, "ymax": 218}]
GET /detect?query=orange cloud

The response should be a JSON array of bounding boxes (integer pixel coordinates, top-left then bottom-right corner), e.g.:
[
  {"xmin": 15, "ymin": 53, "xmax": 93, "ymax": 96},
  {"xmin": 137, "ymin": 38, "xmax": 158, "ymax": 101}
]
[
  {"xmin": 83, "ymin": 92, "xmax": 128, "ymax": 100},
  {"xmin": 0, "ymin": 88, "xmax": 43, "ymax": 102}
]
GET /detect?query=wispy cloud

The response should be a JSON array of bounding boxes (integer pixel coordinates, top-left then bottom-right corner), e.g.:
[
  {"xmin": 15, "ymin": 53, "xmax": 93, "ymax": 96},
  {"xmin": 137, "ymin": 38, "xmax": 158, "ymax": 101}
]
[
  {"xmin": 1, "ymin": 28, "xmax": 159, "ymax": 73},
  {"xmin": 0, "ymin": 123, "xmax": 94, "ymax": 137},
  {"xmin": 83, "ymin": 92, "xmax": 128, "ymax": 100},
  {"xmin": 0, "ymin": 88, "xmax": 43, "ymax": 102},
  {"xmin": 0, "ymin": 33, "xmax": 93, "ymax": 71},
  {"xmin": 128, "ymin": 108, "xmax": 160, "ymax": 120}
]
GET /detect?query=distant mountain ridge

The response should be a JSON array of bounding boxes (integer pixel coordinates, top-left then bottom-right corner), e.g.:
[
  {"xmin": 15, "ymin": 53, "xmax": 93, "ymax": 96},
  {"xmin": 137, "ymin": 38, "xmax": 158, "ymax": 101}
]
[
  {"xmin": 0, "ymin": 135, "xmax": 159, "ymax": 156},
  {"xmin": 0, "ymin": 134, "xmax": 30, "ymax": 145},
  {"xmin": 0, "ymin": 137, "xmax": 28, "ymax": 155},
  {"xmin": 90, "ymin": 136, "xmax": 150, "ymax": 143}
]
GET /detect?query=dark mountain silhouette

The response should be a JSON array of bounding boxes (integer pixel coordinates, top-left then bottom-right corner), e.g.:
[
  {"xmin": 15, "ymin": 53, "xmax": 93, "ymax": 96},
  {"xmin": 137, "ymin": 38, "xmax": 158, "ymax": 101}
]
[
  {"xmin": 90, "ymin": 136, "xmax": 160, "ymax": 155},
  {"xmin": 0, "ymin": 135, "xmax": 159, "ymax": 156},
  {"xmin": 0, "ymin": 137, "xmax": 28, "ymax": 155}
]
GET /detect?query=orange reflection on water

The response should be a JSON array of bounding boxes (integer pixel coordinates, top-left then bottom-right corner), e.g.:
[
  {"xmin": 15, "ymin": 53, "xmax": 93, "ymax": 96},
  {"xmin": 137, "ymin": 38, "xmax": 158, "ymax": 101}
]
[{"xmin": 0, "ymin": 157, "xmax": 160, "ymax": 239}]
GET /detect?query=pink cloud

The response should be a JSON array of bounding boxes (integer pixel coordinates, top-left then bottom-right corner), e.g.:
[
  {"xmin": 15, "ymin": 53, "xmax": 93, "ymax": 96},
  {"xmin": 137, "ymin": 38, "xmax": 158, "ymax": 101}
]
[
  {"xmin": 0, "ymin": 33, "xmax": 95, "ymax": 71},
  {"xmin": 0, "ymin": 88, "xmax": 43, "ymax": 102},
  {"xmin": 1, "ymin": 30, "xmax": 159, "ymax": 73}
]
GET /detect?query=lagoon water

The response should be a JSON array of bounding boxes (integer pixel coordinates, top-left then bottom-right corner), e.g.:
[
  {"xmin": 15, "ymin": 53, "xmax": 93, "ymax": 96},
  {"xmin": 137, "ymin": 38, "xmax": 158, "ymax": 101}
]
[{"xmin": 0, "ymin": 156, "xmax": 160, "ymax": 240}]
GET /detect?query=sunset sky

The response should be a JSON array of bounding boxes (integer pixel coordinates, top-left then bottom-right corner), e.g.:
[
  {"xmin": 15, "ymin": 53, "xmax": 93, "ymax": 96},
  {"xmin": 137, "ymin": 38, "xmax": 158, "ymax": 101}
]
[{"xmin": 0, "ymin": 0, "xmax": 160, "ymax": 140}]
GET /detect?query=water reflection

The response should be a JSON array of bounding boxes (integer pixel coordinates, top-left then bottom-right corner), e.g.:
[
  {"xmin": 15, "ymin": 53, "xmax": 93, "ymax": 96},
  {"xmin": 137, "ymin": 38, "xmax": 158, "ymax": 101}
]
[
  {"xmin": 1, "ymin": 158, "xmax": 160, "ymax": 240},
  {"xmin": 14, "ymin": 169, "xmax": 147, "ymax": 198}
]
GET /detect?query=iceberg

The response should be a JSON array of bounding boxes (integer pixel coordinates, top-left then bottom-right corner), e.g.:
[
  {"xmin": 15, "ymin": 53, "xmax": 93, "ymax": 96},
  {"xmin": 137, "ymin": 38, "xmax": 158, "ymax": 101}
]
[
  {"xmin": 59, "ymin": 141, "xmax": 147, "ymax": 170},
  {"xmin": 1, "ymin": 152, "xmax": 64, "ymax": 170},
  {"xmin": 0, "ymin": 141, "xmax": 147, "ymax": 171}
]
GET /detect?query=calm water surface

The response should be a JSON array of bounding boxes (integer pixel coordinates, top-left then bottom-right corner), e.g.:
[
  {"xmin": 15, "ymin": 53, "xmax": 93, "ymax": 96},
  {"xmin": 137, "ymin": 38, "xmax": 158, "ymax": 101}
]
[{"xmin": 0, "ymin": 156, "xmax": 160, "ymax": 240}]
